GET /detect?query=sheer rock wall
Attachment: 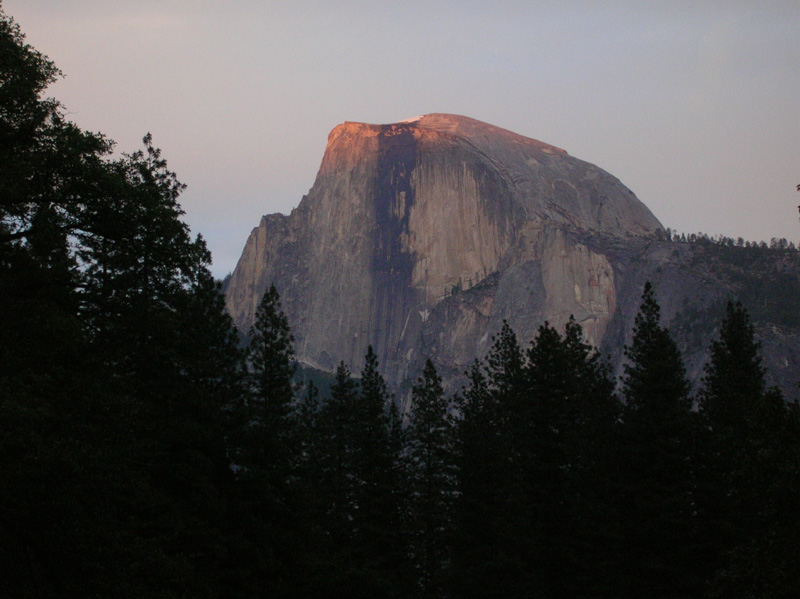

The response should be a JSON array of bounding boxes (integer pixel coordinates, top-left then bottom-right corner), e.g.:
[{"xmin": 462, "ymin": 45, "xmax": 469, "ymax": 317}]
[{"xmin": 225, "ymin": 114, "xmax": 668, "ymax": 391}]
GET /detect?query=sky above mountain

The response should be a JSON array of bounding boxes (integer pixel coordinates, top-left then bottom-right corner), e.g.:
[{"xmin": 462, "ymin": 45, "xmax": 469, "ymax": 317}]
[{"xmin": 6, "ymin": 0, "xmax": 799, "ymax": 277}]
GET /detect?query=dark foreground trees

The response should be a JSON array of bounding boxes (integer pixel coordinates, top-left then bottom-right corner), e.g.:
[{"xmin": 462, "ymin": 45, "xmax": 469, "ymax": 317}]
[
  {"xmin": 3, "ymin": 8, "xmax": 798, "ymax": 597},
  {"xmin": 615, "ymin": 282, "xmax": 702, "ymax": 598},
  {"xmin": 406, "ymin": 360, "xmax": 457, "ymax": 598},
  {"xmin": 452, "ymin": 318, "xmax": 620, "ymax": 599},
  {"xmin": 450, "ymin": 287, "xmax": 798, "ymax": 599},
  {"xmin": 698, "ymin": 302, "xmax": 800, "ymax": 597},
  {"xmin": 1, "ymin": 8, "xmax": 242, "ymax": 597}
]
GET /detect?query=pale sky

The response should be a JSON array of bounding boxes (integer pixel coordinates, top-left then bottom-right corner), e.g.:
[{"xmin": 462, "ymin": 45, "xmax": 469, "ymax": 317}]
[{"xmin": 5, "ymin": 1, "xmax": 799, "ymax": 277}]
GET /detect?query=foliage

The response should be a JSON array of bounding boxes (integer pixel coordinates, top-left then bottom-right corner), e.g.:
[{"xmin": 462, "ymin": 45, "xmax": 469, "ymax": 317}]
[
  {"xmin": 3, "ymin": 7, "xmax": 798, "ymax": 597},
  {"xmin": 1, "ymin": 7, "xmax": 242, "ymax": 596},
  {"xmin": 406, "ymin": 360, "xmax": 457, "ymax": 598},
  {"xmin": 452, "ymin": 318, "xmax": 621, "ymax": 598},
  {"xmin": 698, "ymin": 302, "xmax": 800, "ymax": 596},
  {"xmin": 616, "ymin": 282, "xmax": 703, "ymax": 598}
]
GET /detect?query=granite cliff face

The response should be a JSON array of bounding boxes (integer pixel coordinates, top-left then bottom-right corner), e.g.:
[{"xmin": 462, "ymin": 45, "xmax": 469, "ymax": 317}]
[{"xmin": 225, "ymin": 114, "xmax": 800, "ymax": 402}]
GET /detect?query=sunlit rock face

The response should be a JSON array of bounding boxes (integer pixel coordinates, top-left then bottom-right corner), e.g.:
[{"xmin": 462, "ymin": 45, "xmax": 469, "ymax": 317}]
[{"xmin": 225, "ymin": 114, "xmax": 664, "ymax": 391}]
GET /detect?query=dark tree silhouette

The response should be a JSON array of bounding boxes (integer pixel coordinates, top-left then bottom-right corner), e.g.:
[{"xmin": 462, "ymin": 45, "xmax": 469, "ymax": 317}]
[
  {"xmin": 699, "ymin": 302, "xmax": 799, "ymax": 597},
  {"xmin": 406, "ymin": 360, "xmax": 456, "ymax": 599},
  {"xmin": 616, "ymin": 282, "xmax": 702, "ymax": 598}
]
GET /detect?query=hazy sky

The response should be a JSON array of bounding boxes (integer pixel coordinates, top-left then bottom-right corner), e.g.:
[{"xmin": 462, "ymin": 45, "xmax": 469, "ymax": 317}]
[{"xmin": 6, "ymin": 1, "xmax": 799, "ymax": 277}]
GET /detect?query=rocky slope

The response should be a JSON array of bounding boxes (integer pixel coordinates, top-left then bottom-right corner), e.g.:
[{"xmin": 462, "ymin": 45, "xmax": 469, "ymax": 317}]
[{"xmin": 225, "ymin": 114, "xmax": 800, "ymax": 403}]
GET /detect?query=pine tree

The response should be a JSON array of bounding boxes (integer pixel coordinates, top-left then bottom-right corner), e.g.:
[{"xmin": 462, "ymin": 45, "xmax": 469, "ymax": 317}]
[
  {"xmin": 559, "ymin": 318, "xmax": 621, "ymax": 596},
  {"xmin": 485, "ymin": 321, "xmax": 525, "ymax": 403},
  {"xmin": 229, "ymin": 284, "xmax": 299, "ymax": 595},
  {"xmin": 406, "ymin": 359, "xmax": 456, "ymax": 599},
  {"xmin": 615, "ymin": 282, "xmax": 701, "ymax": 598},
  {"xmin": 452, "ymin": 362, "xmax": 499, "ymax": 597},
  {"xmin": 454, "ymin": 319, "xmax": 620, "ymax": 598},
  {"xmin": 284, "ymin": 378, "xmax": 345, "ymax": 598},
  {"xmin": 305, "ymin": 352, "xmax": 410, "ymax": 597},
  {"xmin": 295, "ymin": 379, "xmax": 320, "ymax": 477},
  {"xmin": 354, "ymin": 347, "xmax": 409, "ymax": 596},
  {"xmin": 386, "ymin": 393, "xmax": 411, "ymax": 595},
  {"xmin": 622, "ymin": 283, "xmax": 691, "ymax": 420},
  {"xmin": 235, "ymin": 283, "xmax": 297, "ymax": 494},
  {"xmin": 700, "ymin": 301, "xmax": 769, "ymax": 434},
  {"xmin": 357, "ymin": 347, "xmax": 394, "ymax": 497},
  {"xmin": 524, "ymin": 318, "xmax": 620, "ymax": 597},
  {"xmin": 319, "ymin": 361, "xmax": 359, "ymax": 535},
  {"xmin": 303, "ymin": 361, "xmax": 367, "ymax": 594},
  {"xmin": 699, "ymin": 302, "xmax": 799, "ymax": 596},
  {"xmin": 246, "ymin": 284, "xmax": 296, "ymax": 431},
  {"xmin": 452, "ymin": 324, "xmax": 528, "ymax": 598}
]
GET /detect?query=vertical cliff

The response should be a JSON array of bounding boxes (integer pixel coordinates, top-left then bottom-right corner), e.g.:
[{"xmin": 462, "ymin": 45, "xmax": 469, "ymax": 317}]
[{"xmin": 225, "ymin": 114, "xmax": 668, "ymax": 389}]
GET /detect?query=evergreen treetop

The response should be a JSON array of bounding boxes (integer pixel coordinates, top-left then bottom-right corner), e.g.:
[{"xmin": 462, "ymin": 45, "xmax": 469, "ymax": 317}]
[
  {"xmin": 246, "ymin": 284, "xmax": 296, "ymax": 423},
  {"xmin": 622, "ymin": 281, "xmax": 691, "ymax": 419},
  {"xmin": 700, "ymin": 301, "xmax": 767, "ymax": 432}
]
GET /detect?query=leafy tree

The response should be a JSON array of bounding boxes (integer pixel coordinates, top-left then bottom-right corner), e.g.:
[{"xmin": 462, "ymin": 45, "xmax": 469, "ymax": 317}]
[{"xmin": 1, "ymin": 9, "xmax": 246, "ymax": 596}]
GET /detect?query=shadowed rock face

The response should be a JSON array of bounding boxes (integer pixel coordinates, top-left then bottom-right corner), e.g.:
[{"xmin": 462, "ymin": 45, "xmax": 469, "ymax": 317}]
[
  {"xmin": 224, "ymin": 114, "xmax": 800, "ymax": 403},
  {"xmin": 225, "ymin": 113, "xmax": 664, "ymax": 389}
]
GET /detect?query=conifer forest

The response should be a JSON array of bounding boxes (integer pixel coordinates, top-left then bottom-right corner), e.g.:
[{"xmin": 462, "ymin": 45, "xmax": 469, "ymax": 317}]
[{"xmin": 2, "ymin": 8, "xmax": 799, "ymax": 598}]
